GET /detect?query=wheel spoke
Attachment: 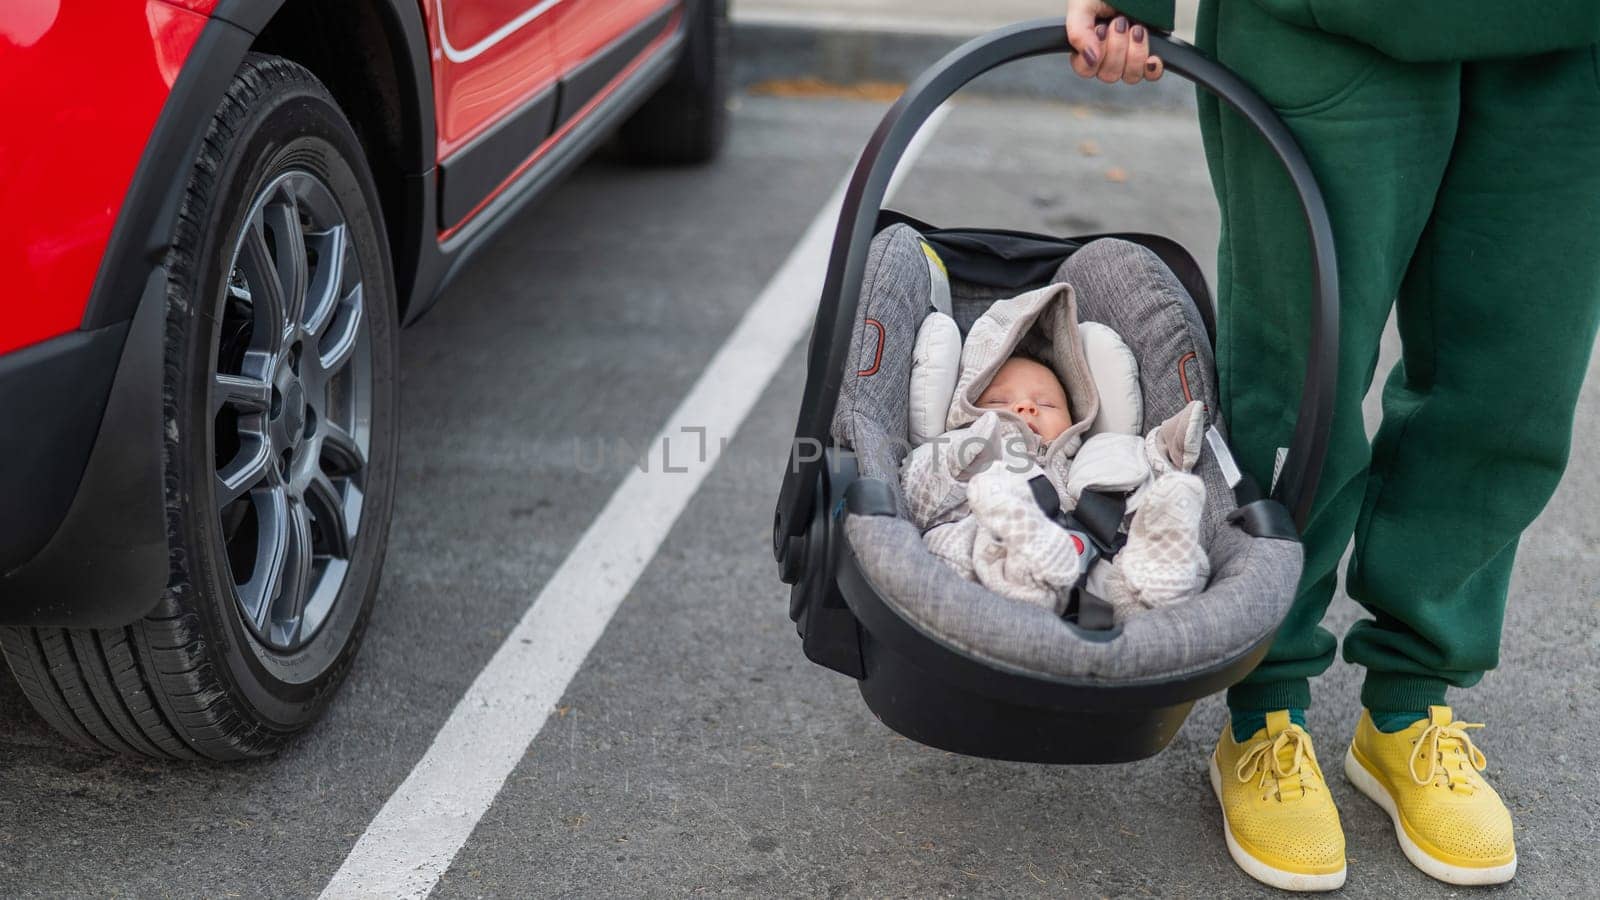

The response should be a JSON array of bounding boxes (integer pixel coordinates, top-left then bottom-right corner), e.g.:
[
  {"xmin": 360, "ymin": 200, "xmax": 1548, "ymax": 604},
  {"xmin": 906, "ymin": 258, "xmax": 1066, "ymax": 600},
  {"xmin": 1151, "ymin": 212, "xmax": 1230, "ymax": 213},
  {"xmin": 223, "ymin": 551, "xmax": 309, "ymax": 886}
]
[
  {"xmin": 240, "ymin": 486, "xmax": 291, "ymax": 629},
  {"xmin": 263, "ymin": 199, "xmax": 309, "ymax": 330},
  {"xmin": 267, "ymin": 498, "xmax": 317, "ymax": 648},
  {"xmin": 305, "ymin": 472, "xmax": 354, "ymax": 559},
  {"xmin": 318, "ymin": 285, "xmax": 364, "ymax": 374},
  {"xmin": 216, "ymin": 436, "xmax": 272, "ymax": 509},
  {"xmin": 238, "ymin": 215, "xmax": 288, "ymax": 352},
  {"xmin": 303, "ymin": 225, "xmax": 347, "ymax": 338},
  {"xmin": 213, "ymin": 372, "xmax": 272, "ymax": 416},
  {"xmin": 320, "ymin": 423, "xmax": 367, "ymax": 478}
]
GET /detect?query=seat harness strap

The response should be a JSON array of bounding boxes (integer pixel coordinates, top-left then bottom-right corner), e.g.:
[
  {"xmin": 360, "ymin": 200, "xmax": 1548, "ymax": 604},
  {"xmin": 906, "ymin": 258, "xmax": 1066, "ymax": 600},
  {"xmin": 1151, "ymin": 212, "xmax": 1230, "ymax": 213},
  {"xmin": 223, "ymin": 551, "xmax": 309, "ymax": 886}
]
[
  {"xmin": 1027, "ymin": 475, "xmax": 1126, "ymax": 562},
  {"xmin": 1072, "ymin": 489, "xmax": 1129, "ymax": 558},
  {"xmin": 1028, "ymin": 474, "xmax": 1126, "ymax": 631}
]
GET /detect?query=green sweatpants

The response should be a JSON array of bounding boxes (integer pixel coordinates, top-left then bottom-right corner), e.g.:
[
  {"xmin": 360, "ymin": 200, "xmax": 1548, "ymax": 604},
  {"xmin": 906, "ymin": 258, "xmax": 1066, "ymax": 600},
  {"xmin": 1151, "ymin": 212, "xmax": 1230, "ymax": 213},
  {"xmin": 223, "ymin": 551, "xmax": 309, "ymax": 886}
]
[{"xmin": 1187, "ymin": 4, "xmax": 1600, "ymax": 713}]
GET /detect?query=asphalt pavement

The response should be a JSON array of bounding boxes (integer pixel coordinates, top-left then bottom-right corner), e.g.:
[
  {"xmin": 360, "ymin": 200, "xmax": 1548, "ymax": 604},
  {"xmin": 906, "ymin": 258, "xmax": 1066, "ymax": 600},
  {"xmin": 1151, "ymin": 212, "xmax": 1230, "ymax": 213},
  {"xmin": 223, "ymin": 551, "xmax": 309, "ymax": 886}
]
[{"xmin": 4, "ymin": 83, "xmax": 1599, "ymax": 899}]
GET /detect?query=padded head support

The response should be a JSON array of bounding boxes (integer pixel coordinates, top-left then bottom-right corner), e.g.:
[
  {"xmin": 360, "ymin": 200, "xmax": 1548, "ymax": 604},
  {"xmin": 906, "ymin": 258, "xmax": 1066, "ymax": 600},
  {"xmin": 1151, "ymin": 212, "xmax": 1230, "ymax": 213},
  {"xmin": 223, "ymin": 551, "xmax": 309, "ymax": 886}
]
[
  {"xmin": 909, "ymin": 312, "xmax": 963, "ymax": 445},
  {"xmin": 908, "ymin": 239, "xmax": 962, "ymax": 446},
  {"xmin": 1079, "ymin": 322, "xmax": 1142, "ymax": 436}
]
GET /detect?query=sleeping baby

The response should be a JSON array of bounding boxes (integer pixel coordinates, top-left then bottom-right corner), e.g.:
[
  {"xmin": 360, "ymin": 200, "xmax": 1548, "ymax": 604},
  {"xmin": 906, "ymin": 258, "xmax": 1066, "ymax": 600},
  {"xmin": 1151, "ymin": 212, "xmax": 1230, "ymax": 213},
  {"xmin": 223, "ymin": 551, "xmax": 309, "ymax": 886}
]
[{"xmin": 898, "ymin": 281, "xmax": 1210, "ymax": 622}]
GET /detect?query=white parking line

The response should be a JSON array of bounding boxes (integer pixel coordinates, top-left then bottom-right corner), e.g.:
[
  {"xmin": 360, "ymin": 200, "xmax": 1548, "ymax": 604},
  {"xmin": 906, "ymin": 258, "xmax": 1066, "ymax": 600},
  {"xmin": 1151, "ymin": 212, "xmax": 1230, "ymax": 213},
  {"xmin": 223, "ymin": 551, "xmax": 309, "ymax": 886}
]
[{"xmin": 320, "ymin": 105, "xmax": 950, "ymax": 899}]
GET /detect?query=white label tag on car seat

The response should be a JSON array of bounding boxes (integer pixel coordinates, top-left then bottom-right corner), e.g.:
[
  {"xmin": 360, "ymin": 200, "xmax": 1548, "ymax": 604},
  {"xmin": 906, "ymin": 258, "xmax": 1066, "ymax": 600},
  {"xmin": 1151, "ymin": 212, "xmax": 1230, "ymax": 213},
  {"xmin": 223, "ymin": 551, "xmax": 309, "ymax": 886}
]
[
  {"xmin": 1205, "ymin": 425, "xmax": 1243, "ymax": 489},
  {"xmin": 1270, "ymin": 446, "xmax": 1288, "ymax": 495}
]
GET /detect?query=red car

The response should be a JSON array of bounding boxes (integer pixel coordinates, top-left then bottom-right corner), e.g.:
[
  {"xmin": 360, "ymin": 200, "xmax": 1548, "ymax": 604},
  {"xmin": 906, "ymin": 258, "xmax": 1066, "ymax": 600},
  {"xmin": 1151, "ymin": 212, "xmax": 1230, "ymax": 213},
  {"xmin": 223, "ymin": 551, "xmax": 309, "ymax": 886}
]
[{"xmin": 0, "ymin": 0, "xmax": 726, "ymax": 759}]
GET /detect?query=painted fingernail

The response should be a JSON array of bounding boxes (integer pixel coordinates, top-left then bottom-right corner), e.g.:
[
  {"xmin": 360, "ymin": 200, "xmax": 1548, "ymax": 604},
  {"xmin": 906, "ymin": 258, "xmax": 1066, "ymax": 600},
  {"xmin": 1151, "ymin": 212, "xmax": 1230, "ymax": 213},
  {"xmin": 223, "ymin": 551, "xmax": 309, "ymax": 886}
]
[
  {"xmin": 1146, "ymin": 60, "xmax": 1158, "ymax": 72},
  {"xmin": 1115, "ymin": 17, "xmax": 1129, "ymax": 33},
  {"xmin": 1095, "ymin": 23, "xmax": 1108, "ymax": 40},
  {"xmin": 1133, "ymin": 24, "xmax": 1146, "ymax": 42},
  {"xmin": 1083, "ymin": 45, "xmax": 1099, "ymax": 66}
]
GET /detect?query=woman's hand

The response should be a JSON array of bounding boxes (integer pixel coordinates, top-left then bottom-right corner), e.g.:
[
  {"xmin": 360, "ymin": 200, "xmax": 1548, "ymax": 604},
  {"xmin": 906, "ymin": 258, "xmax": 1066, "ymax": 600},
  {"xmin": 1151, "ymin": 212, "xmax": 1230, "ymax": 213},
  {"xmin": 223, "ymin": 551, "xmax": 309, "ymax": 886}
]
[{"xmin": 1066, "ymin": 0, "xmax": 1164, "ymax": 84}]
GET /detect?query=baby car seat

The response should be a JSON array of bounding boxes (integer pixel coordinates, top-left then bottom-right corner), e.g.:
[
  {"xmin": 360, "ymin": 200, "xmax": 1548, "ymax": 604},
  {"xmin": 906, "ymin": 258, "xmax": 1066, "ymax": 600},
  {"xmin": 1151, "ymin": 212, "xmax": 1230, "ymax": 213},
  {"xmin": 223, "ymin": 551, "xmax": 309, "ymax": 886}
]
[{"xmin": 772, "ymin": 20, "xmax": 1339, "ymax": 763}]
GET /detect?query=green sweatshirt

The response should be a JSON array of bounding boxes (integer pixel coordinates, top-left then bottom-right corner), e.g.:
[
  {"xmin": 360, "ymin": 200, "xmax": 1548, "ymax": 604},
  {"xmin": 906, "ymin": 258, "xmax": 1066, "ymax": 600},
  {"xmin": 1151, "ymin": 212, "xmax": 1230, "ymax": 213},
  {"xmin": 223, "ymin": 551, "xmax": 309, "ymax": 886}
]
[{"xmin": 1113, "ymin": 0, "xmax": 1600, "ymax": 61}]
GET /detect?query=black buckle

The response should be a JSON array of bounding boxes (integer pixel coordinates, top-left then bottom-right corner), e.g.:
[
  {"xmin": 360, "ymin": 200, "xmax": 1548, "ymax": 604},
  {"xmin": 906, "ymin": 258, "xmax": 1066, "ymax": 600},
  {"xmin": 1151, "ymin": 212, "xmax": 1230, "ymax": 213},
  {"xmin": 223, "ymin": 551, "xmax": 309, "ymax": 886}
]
[
  {"xmin": 1064, "ymin": 586, "xmax": 1118, "ymax": 632},
  {"xmin": 844, "ymin": 479, "xmax": 898, "ymax": 517},
  {"xmin": 1226, "ymin": 498, "xmax": 1299, "ymax": 542},
  {"xmin": 1029, "ymin": 474, "xmax": 1123, "ymax": 561},
  {"xmin": 1072, "ymin": 489, "xmax": 1128, "ymax": 557}
]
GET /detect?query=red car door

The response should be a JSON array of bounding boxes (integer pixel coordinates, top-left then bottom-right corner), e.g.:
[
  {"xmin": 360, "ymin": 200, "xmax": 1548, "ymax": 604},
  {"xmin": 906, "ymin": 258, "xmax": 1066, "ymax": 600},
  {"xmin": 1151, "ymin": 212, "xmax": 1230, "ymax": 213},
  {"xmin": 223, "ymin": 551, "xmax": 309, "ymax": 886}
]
[
  {"xmin": 552, "ymin": 0, "xmax": 676, "ymax": 73},
  {"xmin": 426, "ymin": 0, "xmax": 563, "ymax": 228}
]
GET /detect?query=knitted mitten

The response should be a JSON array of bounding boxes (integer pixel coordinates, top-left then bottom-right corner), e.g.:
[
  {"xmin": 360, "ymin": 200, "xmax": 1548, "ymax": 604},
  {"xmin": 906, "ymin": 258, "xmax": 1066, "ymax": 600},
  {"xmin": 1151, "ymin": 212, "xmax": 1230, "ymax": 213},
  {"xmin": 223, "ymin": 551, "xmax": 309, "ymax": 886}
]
[
  {"xmin": 1146, "ymin": 399, "xmax": 1207, "ymax": 476},
  {"xmin": 967, "ymin": 467, "xmax": 1089, "ymax": 613},
  {"xmin": 1095, "ymin": 471, "xmax": 1209, "ymax": 618}
]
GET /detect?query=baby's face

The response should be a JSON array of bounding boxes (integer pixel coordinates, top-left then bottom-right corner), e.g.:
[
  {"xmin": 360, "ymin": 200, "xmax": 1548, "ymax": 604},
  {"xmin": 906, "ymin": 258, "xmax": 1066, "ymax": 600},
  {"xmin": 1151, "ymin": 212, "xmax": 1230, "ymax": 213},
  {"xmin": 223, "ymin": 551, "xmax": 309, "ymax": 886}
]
[{"xmin": 977, "ymin": 357, "xmax": 1073, "ymax": 442}]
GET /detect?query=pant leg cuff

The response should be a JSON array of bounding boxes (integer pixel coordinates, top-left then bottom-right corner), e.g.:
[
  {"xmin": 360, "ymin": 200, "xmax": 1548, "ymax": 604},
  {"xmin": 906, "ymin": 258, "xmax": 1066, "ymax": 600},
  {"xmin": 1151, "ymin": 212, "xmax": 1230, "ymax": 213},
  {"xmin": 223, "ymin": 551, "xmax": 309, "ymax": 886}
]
[
  {"xmin": 1360, "ymin": 672, "xmax": 1449, "ymax": 713},
  {"xmin": 1226, "ymin": 679, "xmax": 1311, "ymax": 714}
]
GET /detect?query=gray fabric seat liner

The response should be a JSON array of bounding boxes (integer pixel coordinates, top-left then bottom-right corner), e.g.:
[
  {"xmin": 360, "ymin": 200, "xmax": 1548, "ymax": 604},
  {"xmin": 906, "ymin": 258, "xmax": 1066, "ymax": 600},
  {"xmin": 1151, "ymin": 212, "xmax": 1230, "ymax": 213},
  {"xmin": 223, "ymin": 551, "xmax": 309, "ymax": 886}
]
[{"xmin": 832, "ymin": 224, "xmax": 1302, "ymax": 684}]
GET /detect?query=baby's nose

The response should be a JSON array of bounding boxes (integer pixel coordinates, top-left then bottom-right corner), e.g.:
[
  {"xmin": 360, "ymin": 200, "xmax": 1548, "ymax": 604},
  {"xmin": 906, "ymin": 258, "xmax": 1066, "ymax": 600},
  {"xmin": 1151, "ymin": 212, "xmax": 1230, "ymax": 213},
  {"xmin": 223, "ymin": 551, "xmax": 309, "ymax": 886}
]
[{"xmin": 1013, "ymin": 400, "xmax": 1036, "ymax": 416}]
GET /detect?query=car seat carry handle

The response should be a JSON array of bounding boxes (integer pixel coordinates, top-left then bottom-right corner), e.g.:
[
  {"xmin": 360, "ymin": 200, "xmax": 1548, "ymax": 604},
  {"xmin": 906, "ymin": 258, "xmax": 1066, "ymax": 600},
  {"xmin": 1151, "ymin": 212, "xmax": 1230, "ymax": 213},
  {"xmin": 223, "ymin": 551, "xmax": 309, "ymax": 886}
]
[{"xmin": 775, "ymin": 18, "xmax": 1338, "ymax": 553}]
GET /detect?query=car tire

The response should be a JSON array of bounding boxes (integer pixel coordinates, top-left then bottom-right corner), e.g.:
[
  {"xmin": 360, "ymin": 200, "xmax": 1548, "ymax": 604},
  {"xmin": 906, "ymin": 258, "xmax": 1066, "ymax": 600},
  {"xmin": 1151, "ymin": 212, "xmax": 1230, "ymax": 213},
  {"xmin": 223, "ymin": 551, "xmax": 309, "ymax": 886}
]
[
  {"xmin": 619, "ymin": 0, "xmax": 729, "ymax": 164},
  {"xmin": 0, "ymin": 54, "xmax": 398, "ymax": 760}
]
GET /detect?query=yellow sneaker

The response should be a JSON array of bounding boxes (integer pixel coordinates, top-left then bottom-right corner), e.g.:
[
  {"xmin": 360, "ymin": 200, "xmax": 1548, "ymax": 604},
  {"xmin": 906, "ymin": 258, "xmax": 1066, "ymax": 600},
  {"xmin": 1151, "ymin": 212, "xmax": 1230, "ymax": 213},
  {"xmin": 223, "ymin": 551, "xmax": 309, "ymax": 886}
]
[
  {"xmin": 1209, "ymin": 711, "xmax": 1347, "ymax": 891},
  {"xmin": 1344, "ymin": 706, "xmax": 1516, "ymax": 885}
]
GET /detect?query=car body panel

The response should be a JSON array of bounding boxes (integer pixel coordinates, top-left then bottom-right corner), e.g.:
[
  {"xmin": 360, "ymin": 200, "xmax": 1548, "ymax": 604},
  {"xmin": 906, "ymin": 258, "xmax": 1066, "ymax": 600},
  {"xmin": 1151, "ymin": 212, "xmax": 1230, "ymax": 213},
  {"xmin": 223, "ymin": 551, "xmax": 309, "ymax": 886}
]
[
  {"xmin": 553, "ymin": 0, "xmax": 674, "ymax": 70},
  {"xmin": 0, "ymin": 0, "xmax": 207, "ymax": 355},
  {"xmin": 435, "ymin": 1, "xmax": 680, "ymax": 236},
  {"xmin": 428, "ymin": 0, "xmax": 563, "ymax": 161},
  {"xmin": 156, "ymin": 0, "xmax": 221, "ymax": 15}
]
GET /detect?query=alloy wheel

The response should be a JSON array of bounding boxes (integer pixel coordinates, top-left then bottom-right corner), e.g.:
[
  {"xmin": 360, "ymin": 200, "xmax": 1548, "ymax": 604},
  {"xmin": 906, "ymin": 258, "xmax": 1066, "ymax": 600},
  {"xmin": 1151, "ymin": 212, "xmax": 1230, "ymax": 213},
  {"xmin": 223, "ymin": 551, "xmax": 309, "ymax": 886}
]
[{"xmin": 212, "ymin": 170, "xmax": 372, "ymax": 652}]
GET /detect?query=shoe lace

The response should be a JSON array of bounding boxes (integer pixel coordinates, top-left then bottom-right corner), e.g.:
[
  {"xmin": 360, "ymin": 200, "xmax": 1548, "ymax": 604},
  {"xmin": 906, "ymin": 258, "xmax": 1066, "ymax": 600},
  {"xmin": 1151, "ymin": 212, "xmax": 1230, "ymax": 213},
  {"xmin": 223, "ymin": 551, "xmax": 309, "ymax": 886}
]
[
  {"xmin": 1235, "ymin": 727, "xmax": 1322, "ymax": 802},
  {"xmin": 1409, "ymin": 720, "xmax": 1489, "ymax": 793}
]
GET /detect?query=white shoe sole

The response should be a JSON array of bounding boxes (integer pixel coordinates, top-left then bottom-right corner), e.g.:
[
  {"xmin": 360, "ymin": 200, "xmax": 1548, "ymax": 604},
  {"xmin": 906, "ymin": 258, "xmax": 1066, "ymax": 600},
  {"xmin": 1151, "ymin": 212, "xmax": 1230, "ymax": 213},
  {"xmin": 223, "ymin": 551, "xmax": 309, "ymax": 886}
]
[
  {"xmin": 1342, "ymin": 747, "xmax": 1517, "ymax": 886},
  {"xmin": 1208, "ymin": 754, "xmax": 1347, "ymax": 892}
]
